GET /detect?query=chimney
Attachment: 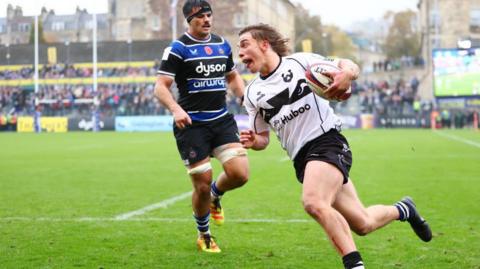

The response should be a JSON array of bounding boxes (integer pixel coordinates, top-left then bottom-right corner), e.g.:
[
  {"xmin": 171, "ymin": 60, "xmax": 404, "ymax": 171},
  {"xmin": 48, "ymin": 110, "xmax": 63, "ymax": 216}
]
[{"xmin": 6, "ymin": 4, "xmax": 14, "ymax": 20}]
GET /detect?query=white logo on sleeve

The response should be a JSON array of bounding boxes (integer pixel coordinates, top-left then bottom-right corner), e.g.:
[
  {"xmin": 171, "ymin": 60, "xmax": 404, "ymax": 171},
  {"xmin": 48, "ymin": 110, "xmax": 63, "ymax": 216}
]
[{"xmin": 162, "ymin": 47, "xmax": 172, "ymax": 61}]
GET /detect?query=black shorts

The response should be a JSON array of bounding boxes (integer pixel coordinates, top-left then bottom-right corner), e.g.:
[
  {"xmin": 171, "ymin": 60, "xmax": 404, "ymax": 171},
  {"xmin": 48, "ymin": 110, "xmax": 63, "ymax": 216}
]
[
  {"xmin": 293, "ymin": 129, "xmax": 352, "ymax": 184},
  {"xmin": 173, "ymin": 114, "xmax": 240, "ymax": 166}
]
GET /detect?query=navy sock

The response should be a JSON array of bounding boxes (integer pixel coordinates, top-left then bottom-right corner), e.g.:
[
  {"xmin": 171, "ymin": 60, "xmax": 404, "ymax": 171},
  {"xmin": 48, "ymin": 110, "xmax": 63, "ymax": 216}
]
[
  {"xmin": 194, "ymin": 212, "xmax": 210, "ymax": 234},
  {"xmin": 394, "ymin": 201, "xmax": 410, "ymax": 221},
  {"xmin": 211, "ymin": 181, "xmax": 224, "ymax": 198},
  {"xmin": 342, "ymin": 251, "xmax": 364, "ymax": 269}
]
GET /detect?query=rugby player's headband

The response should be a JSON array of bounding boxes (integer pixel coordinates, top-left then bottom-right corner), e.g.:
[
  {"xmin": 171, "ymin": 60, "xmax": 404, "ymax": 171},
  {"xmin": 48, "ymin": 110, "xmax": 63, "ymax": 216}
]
[{"xmin": 183, "ymin": 0, "xmax": 212, "ymax": 23}]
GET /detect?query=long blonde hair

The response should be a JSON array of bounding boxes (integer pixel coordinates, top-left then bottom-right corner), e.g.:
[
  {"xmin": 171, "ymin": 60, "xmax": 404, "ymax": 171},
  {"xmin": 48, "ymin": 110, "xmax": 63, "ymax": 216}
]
[{"xmin": 239, "ymin": 24, "xmax": 290, "ymax": 57}]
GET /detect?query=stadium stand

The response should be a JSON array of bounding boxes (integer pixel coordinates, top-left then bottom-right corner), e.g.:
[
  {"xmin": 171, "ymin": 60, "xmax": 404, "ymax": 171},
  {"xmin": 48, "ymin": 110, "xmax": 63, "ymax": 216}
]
[{"xmin": 0, "ymin": 40, "xmax": 476, "ymax": 131}]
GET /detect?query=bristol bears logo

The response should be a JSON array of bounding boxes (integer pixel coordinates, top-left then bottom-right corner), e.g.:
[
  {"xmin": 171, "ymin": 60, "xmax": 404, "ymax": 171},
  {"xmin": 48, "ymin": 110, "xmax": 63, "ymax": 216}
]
[{"xmin": 281, "ymin": 70, "xmax": 293, "ymax": 82}]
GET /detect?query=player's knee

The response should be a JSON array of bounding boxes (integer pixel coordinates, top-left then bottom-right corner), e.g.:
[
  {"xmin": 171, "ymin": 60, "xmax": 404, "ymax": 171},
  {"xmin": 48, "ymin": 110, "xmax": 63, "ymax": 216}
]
[
  {"xmin": 235, "ymin": 175, "xmax": 249, "ymax": 187},
  {"xmin": 351, "ymin": 220, "xmax": 373, "ymax": 236},
  {"xmin": 302, "ymin": 199, "xmax": 330, "ymax": 221},
  {"xmin": 239, "ymin": 172, "xmax": 249, "ymax": 185},
  {"xmin": 225, "ymin": 167, "xmax": 249, "ymax": 187},
  {"xmin": 193, "ymin": 181, "xmax": 212, "ymax": 196},
  {"xmin": 189, "ymin": 162, "xmax": 213, "ymax": 195},
  {"xmin": 219, "ymin": 147, "xmax": 249, "ymax": 185},
  {"xmin": 227, "ymin": 168, "xmax": 249, "ymax": 186}
]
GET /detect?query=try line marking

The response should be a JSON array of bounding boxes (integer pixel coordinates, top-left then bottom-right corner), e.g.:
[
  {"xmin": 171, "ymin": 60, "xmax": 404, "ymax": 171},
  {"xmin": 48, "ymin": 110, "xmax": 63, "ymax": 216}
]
[
  {"xmin": 433, "ymin": 131, "xmax": 480, "ymax": 149},
  {"xmin": 0, "ymin": 217, "xmax": 310, "ymax": 223},
  {"xmin": 114, "ymin": 191, "xmax": 193, "ymax": 220},
  {"xmin": 2, "ymin": 191, "xmax": 310, "ymax": 223}
]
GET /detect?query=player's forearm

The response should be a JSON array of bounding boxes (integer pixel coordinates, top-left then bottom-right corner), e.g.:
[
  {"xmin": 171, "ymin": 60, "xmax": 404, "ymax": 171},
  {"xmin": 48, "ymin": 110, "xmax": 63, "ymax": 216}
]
[
  {"xmin": 251, "ymin": 133, "xmax": 269, "ymax": 151},
  {"xmin": 226, "ymin": 71, "xmax": 245, "ymax": 97},
  {"xmin": 154, "ymin": 83, "xmax": 182, "ymax": 113},
  {"xmin": 339, "ymin": 59, "xmax": 360, "ymax": 81}
]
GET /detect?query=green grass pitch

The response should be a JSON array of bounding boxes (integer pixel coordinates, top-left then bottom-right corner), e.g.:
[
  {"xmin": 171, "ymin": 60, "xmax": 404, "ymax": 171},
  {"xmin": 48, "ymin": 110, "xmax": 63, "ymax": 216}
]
[{"xmin": 1, "ymin": 129, "xmax": 479, "ymax": 268}]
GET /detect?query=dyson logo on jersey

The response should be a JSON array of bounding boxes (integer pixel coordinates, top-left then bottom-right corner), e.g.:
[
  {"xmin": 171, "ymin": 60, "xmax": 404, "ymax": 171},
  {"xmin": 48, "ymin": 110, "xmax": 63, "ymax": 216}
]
[
  {"xmin": 195, "ymin": 62, "xmax": 227, "ymax": 76},
  {"xmin": 280, "ymin": 104, "xmax": 311, "ymax": 124}
]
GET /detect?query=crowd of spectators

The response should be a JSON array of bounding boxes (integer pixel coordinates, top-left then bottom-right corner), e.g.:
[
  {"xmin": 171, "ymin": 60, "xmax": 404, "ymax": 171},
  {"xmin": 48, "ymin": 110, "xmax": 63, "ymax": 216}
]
[
  {"xmin": 0, "ymin": 62, "xmax": 161, "ymax": 80},
  {"xmin": 0, "ymin": 76, "xmax": 427, "ymax": 119},
  {"xmin": 371, "ymin": 56, "xmax": 425, "ymax": 73},
  {"xmin": 0, "ymin": 62, "xmax": 166, "ymax": 117},
  {"xmin": 353, "ymin": 76, "xmax": 424, "ymax": 116},
  {"xmin": 0, "ymin": 62, "xmax": 245, "ymax": 117},
  {"xmin": 0, "ymin": 83, "xmax": 243, "ymax": 118},
  {"xmin": 0, "ymin": 84, "xmax": 167, "ymax": 117},
  {"xmin": 0, "ymin": 87, "xmax": 30, "ymax": 114},
  {"xmin": 0, "ymin": 62, "xmax": 478, "ymax": 130}
]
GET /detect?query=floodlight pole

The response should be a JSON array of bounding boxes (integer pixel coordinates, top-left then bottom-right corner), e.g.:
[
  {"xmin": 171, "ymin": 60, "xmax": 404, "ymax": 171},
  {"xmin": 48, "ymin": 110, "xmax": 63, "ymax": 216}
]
[
  {"xmin": 5, "ymin": 44, "xmax": 10, "ymax": 65},
  {"xmin": 171, "ymin": 0, "xmax": 179, "ymax": 41},
  {"xmin": 93, "ymin": 13, "xmax": 98, "ymax": 94},
  {"xmin": 433, "ymin": 0, "xmax": 439, "ymax": 49},
  {"xmin": 92, "ymin": 12, "xmax": 100, "ymax": 132},
  {"xmin": 34, "ymin": 15, "xmax": 41, "ymax": 133},
  {"xmin": 65, "ymin": 41, "xmax": 70, "ymax": 63},
  {"xmin": 34, "ymin": 16, "xmax": 39, "ymax": 98}
]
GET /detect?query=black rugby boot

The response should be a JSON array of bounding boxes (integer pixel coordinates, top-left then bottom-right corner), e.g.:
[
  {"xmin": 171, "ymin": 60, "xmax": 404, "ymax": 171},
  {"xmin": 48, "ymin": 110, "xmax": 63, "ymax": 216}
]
[{"xmin": 400, "ymin": 196, "xmax": 432, "ymax": 242}]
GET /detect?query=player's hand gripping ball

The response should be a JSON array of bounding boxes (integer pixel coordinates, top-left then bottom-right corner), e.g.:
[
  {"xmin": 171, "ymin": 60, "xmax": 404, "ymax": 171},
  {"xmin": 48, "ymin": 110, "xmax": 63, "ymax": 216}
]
[{"xmin": 305, "ymin": 62, "xmax": 352, "ymax": 101}]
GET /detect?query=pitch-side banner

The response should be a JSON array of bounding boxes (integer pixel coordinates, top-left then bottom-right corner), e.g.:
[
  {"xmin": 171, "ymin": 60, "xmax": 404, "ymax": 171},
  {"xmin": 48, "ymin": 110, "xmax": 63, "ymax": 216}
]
[
  {"xmin": 115, "ymin": 115, "xmax": 251, "ymax": 132},
  {"xmin": 115, "ymin": 116, "xmax": 174, "ymax": 132},
  {"xmin": 375, "ymin": 115, "xmax": 431, "ymax": 128},
  {"xmin": 17, "ymin": 117, "xmax": 68, "ymax": 133},
  {"xmin": 338, "ymin": 115, "xmax": 361, "ymax": 129},
  {"xmin": 68, "ymin": 116, "xmax": 115, "ymax": 131}
]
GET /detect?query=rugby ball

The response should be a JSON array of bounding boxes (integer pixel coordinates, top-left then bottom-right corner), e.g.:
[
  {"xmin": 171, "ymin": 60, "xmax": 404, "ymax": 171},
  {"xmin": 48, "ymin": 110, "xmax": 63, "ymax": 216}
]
[{"xmin": 305, "ymin": 62, "xmax": 351, "ymax": 101}]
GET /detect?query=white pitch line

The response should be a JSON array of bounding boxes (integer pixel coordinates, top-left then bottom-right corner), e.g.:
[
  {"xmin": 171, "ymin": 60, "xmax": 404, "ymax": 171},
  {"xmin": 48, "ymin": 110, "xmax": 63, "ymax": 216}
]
[
  {"xmin": 0, "ymin": 217, "xmax": 310, "ymax": 223},
  {"xmin": 279, "ymin": 156, "xmax": 290, "ymax": 162},
  {"xmin": 114, "ymin": 191, "xmax": 193, "ymax": 220},
  {"xmin": 434, "ymin": 131, "xmax": 480, "ymax": 149}
]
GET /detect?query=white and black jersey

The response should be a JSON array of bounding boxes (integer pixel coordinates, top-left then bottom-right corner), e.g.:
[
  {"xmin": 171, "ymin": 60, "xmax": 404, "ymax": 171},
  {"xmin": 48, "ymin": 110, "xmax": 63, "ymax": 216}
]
[
  {"xmin": 158, "ymin": 32, "xmax": 235, "ymax": 122},
  {"xmin": 244, "ymin": 53, "xmax": 343, "ymax": 159}
]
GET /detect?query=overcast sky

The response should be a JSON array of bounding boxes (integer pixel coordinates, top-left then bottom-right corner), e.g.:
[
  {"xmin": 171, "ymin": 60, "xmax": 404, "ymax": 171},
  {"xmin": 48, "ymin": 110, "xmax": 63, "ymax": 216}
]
[
  {"xmin": 0, "ymin": 0, "xmax": 108, "ymax": 17},
  {"xmin": 0, "ymin": 0, "xmax": 419, "ymax": 30},
  {"xmin": 290, "ymin": 0, "xmax": 419, "ymax": 29}
]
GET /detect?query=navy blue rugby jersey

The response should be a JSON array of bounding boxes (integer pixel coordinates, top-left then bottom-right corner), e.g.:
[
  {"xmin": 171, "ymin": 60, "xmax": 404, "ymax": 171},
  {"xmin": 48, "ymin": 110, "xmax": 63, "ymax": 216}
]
[{"xmin": 158, "ymin": 32, "xmax": 235, "ymax": 122}]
